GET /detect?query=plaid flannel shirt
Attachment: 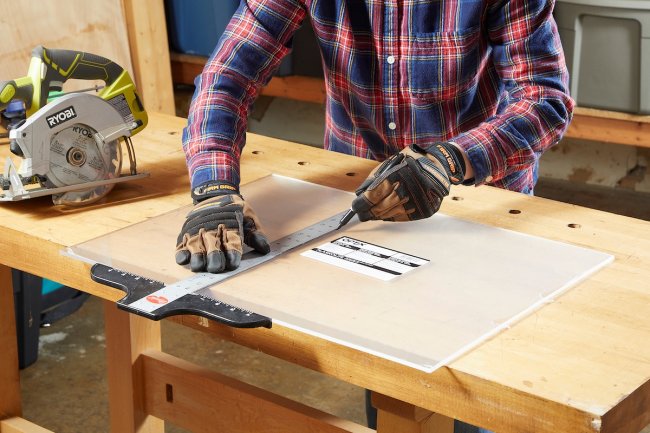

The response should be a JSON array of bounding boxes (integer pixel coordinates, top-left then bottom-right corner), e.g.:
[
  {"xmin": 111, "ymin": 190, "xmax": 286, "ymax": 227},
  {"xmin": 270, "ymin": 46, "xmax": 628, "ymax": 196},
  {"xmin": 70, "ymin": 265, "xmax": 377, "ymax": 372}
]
[{"xmin": 182, "ymin": 0, "xmax": 573, "ymax": 194}]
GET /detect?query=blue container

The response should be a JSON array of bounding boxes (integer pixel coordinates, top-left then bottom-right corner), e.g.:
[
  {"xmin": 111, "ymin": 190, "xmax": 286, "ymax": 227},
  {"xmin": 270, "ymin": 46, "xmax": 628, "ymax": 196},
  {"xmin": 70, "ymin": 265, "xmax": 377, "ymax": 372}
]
[
  {"xmin": 165, "ymin": 0, "xmax": 239, "ymax": 57},
  {"xmin": 42, "ymin": 278, "xmax": 64, "ymax": 295},
  {"xmin": 165, "ymin": 0, "xmax": 292, "ymax": 75}
]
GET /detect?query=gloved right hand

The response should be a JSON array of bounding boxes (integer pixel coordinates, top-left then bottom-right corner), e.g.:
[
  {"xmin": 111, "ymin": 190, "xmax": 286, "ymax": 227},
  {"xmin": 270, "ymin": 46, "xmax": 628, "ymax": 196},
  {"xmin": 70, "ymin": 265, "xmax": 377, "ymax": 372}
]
[
  {"xmin": 175, "ymin": 193, "xmax": 270, "ymax": 273},
  {"xmin": 351, "ymin": 143, "xmax": 466, "ymax": 222}
]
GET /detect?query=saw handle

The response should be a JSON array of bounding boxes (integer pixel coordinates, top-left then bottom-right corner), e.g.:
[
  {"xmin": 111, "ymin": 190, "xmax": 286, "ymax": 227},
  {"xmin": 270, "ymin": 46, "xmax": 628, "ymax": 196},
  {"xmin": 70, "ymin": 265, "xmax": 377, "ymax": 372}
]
[
  {"xmin": 0, "ymin": 80, "xmax": 33, "ymax": 111},
  {"xmin": 33, "ymin": 46, "xmax": 125, "ymax": 91}
]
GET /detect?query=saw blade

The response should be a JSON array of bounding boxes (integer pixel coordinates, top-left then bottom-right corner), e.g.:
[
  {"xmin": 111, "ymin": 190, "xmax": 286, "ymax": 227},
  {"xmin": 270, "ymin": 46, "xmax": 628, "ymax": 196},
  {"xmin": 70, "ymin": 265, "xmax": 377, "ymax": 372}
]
[{"xmin": 47, "ymin": 123, "xmax": 122, "ymax": 205}]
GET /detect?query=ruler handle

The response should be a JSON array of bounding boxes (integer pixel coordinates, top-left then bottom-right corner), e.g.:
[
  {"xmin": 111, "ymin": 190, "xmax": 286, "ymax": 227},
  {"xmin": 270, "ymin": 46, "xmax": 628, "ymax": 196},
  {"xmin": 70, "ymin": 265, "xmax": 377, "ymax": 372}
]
[
  {"xmin": 91, "ymin": 263, "xmax": 163, "ymax": 305},
  {"xmin": 90, "ymin": 263, "xmax": 271, "ymax": 328},
  {"xmin": 135, "ymin": 293, "xmax": 272, "ymax": 328}
]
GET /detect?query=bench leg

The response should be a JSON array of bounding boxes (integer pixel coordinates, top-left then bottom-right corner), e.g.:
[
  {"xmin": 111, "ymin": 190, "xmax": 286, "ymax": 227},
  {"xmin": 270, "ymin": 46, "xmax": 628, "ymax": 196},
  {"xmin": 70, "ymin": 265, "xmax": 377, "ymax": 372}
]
[
  {"xmin": 0, "ymin": 265, "xmax": 22, "ymax": 419},
  {"xmin": 372, "ymin": 392, "xmax": 454, "ymax": 433},
  {"xmin": 103, "ymin": 301, "xmax": 164, "ymax": 433}
]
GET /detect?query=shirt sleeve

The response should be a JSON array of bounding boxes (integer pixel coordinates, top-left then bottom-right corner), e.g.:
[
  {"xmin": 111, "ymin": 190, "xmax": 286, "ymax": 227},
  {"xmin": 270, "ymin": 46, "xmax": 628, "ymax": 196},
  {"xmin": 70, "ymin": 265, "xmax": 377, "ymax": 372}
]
[
  {"xmin": 452, "ymin": 0, "xmax": 574, "ymax": 187},
  {"xmin": 182, "ymin": 0, "xmax": 306, "ymax": 190}
]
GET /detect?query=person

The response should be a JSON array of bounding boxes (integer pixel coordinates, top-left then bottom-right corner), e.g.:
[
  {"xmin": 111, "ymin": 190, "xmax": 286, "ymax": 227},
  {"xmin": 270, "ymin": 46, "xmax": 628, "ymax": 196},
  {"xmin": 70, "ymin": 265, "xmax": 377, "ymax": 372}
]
[{"xmin": 175, "ymin": 1, "xmax": 573, "ymax": 431}]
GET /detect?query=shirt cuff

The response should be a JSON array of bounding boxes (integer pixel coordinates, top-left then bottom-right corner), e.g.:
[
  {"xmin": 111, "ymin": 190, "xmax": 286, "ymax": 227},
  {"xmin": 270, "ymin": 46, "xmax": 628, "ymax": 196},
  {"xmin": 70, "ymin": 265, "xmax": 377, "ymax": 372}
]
[
  {"xmin": 187, "ymin": 151, "xmax": 241, "ymax": 191},
  {"xmin": 452, "ymin": 127, "xmax": 504, "ymax": 186}
]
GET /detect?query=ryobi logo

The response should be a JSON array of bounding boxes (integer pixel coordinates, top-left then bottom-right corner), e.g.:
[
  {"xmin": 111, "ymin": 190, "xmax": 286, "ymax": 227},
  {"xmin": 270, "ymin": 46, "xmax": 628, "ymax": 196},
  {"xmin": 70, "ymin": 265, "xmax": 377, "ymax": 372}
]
[{"xmin": 46, "ymin": 106, "xmax": 77, "ymax": 128}]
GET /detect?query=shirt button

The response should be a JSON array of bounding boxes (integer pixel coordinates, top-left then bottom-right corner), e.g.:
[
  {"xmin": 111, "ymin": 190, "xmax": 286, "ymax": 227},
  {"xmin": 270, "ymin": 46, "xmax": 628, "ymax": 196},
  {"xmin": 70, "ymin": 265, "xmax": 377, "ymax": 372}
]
[
  {"xmin": 387, "ymin": 55, "xmax": 396, "ymax": 64},
  {"xmin": 485, "ymin": 176, "xmax": 494, "ymax": 182},
  {"xmin": 388, "ymin": 122, "xmax": 397, "ymax": 130}
]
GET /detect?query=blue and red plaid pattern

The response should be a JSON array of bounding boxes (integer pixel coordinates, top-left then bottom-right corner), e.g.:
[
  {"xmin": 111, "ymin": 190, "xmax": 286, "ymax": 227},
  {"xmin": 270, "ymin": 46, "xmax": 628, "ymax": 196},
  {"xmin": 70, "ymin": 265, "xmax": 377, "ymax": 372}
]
[{"xmin": 183, "ymin": 0, "xmax": 574, "ymax": 194}]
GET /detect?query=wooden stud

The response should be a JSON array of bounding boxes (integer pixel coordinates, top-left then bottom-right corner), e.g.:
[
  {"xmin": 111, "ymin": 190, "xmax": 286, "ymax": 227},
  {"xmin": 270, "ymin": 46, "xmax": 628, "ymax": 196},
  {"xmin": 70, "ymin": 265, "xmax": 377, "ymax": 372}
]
[
  {"xmin": 169, "ymin": 52, "xmax": 204, "ymax": 86},
  {"xmin": 141, "ymin": 351, "xmax": 372, "ymax": 433},
  {"xmin": 103, "ymin": 301, "xmax": 164, "ymax": 433},
  {"xmin": 371, "ymin": 392, "xmax": 454, "ymax": 433},
  {"xmin": 0, "ymin": 265, "xmax": 21, "ymax": 420},
  {"xmin": 122, "ymin": 0, "xmax": 175, "ymax": 115},
  {"xmin": 261, "ymin": 75, "xmax": 326, "ymax": 104}
]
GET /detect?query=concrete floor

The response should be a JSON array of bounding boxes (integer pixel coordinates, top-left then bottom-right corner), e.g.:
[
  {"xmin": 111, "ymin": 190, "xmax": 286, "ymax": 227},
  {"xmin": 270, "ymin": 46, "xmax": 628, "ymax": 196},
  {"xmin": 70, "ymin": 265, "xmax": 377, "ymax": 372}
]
[{"xmin": 18, "ymin": 90, "xmax": 650, "ymax": 432}]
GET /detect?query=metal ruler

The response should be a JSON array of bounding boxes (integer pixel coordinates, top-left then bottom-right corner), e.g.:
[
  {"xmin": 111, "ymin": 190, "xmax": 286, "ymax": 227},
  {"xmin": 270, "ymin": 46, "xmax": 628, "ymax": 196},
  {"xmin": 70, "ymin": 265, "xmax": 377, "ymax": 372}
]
[{"xmin": 90, "ymin": 210, "xmax": 352, "ymax": 329}]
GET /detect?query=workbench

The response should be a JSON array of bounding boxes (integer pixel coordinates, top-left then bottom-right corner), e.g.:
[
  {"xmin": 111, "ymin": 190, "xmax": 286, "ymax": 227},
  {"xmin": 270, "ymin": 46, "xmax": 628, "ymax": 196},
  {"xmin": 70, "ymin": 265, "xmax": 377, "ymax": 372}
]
[{"xmin": 1, "ymin": 113, "xmax": 649, "ymax": 433}]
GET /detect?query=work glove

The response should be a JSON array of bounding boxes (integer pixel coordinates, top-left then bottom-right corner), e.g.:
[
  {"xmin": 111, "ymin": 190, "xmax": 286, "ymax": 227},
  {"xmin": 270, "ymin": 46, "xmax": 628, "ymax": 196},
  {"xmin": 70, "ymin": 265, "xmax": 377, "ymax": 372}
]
[
  {"xmin": 351, "ymin": 142, "xmax": 466, "ymax": 222},
  {"xmin": 175, "ymin": 187, "xmax": 270, "ymax": 273}
]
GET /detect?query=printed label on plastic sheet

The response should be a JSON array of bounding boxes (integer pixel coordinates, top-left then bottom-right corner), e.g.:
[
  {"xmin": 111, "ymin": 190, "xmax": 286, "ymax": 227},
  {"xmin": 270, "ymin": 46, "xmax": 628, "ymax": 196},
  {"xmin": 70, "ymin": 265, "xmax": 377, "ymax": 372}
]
[{"xmin": 301, "ymin": 237, "xmax": 429, "ymax": 281}]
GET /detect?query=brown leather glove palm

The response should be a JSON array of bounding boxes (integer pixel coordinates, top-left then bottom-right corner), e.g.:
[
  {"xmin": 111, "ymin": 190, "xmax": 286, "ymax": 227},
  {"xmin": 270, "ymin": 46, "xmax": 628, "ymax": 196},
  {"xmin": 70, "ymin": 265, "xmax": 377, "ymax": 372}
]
[
  {"xmin": 351, "ymin": 143, "xmax": 466, "ymax": 222},
  {"xmin": 175, "ymin": 193, "xmax": 270, "ymax": 273}
]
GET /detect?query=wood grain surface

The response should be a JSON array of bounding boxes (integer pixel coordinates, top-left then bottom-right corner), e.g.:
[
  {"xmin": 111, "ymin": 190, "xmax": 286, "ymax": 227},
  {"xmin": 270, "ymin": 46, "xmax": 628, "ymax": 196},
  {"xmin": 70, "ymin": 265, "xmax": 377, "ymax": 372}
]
[
  {"xmin": 0, "ymin": 1, "xmax": 134, "ymax": 90},
  {"xmin": 0, "ymin": 266, "xmax": 21, "ymax": 420},
  {"xmin": 0, "ymin": 1, "xmax": 174, "ymax": 115}
]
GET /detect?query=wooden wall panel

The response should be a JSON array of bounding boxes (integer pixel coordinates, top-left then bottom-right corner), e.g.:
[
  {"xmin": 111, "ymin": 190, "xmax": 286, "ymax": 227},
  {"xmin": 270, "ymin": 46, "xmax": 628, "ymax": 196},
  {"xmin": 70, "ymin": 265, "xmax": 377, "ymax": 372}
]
[
  {"xmin": 0, "ymin": 0, "xmax": 133, "ymax": 90},
  {"xmin": 0, "ymin": 0, "xmax": 174, "ymax": 113}
]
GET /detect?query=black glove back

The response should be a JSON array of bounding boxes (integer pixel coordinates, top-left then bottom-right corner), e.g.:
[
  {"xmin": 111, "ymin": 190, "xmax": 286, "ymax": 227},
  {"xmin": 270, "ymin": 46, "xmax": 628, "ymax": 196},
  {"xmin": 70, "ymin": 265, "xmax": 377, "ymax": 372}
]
[
  {"xmin": 175, "ymin": 193, "xmax": 270, "ymax": 273},
  {"xmin": 351, "ymin": 143, "xmax": 465, "ymax": 222}
]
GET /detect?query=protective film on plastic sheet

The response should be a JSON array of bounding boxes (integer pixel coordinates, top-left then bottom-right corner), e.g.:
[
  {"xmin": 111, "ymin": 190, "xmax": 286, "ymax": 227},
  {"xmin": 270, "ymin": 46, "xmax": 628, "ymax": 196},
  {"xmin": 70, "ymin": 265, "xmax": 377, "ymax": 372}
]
[{"xmin": 67, "ymin": 175, "xmax": 614, "ymax": 372}]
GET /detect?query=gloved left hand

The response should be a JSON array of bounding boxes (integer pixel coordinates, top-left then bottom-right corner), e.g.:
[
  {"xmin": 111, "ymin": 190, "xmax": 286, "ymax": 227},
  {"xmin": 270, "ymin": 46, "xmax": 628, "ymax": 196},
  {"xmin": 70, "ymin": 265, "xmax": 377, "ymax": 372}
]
[
  {"xmin": 175, "ymin": 193, "xmax": 270, "ymax": 273},
  {"xmin": 351, "ymin": 142, "xmax": 466, "ymax": 222}
]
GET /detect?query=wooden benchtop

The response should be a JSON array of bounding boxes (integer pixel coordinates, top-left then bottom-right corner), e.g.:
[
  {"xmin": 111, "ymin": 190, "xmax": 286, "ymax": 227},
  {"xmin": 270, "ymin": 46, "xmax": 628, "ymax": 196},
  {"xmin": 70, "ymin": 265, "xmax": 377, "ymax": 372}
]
[{"xmin": 0, "ymin": 112, "xmax": 649, "ymax": 433}]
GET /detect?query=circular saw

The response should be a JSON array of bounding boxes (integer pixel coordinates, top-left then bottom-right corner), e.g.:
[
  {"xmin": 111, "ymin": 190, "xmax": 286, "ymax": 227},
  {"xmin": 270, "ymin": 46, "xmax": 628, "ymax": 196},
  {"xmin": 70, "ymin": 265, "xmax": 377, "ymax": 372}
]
[{"xmin": 0, "ymin": 46, "xmax": 148, "ymax": 205}]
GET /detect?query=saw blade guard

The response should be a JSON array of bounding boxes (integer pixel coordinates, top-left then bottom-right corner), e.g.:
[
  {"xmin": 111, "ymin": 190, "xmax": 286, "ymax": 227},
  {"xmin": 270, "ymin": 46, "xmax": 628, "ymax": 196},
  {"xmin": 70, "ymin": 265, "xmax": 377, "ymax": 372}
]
[{"xmin": 6, "ymin": 92, "xmax": 136, "ymax": 205}]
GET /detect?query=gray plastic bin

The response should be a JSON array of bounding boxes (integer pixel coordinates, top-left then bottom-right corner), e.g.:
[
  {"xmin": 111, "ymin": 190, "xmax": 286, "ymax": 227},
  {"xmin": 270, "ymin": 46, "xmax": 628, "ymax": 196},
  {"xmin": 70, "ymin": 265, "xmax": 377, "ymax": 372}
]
[{"xmin": 555, "ymin": 0, "xmax": 650, "ymax": 113}]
